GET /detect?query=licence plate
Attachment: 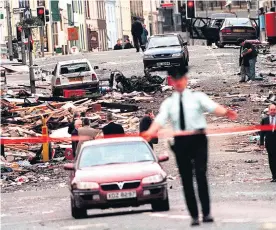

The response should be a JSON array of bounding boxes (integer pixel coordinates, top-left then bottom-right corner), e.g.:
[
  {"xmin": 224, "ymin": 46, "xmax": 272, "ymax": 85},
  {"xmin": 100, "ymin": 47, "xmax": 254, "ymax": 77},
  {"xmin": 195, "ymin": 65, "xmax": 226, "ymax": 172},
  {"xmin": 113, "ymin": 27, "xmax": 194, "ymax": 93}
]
[
  {"xmin": 157, "ymin": 62, "xmax": 170, "ymax": 66},
  {"xmin": 107, "ymin": 191, "xmax": 137, "ymax": 200},
  {"xmin": 233, "ymin": 29, "xmax": 245, "ymax": 32},
  {"xmin": 69, "ymin": 77, "xmax": 83, "ymax": 82}
]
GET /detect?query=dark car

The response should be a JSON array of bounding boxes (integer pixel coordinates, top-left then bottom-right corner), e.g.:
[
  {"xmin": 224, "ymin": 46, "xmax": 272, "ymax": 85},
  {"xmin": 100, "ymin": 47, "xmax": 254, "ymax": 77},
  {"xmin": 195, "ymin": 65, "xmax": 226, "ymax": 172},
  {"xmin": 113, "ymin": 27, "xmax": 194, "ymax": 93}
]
[
  {"xmin": 205, "ymin": 13, "xmax": 237, "ymax": 46},
  {"xmin": 217, "ymin": 18, "xmax": 258, "ymax": 48},
  {"xmin": 143, "ymin": 34, "xmax": 189, "ymax": 72},
  {"xmin": 64, "ymin": 137, "xmax": 170, "ymax": 219}
]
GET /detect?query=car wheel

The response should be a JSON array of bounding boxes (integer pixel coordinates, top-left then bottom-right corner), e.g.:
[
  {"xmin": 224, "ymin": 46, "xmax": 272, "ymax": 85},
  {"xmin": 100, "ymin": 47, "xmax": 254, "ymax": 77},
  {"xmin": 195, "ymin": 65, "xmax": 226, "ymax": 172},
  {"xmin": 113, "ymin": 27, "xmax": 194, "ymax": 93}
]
[
  {"xmin": 71, "ymin": 197, "xmax": 87, "ymax": 219},
  {"xmin": 207, "ymin": 40, "xmax": 212, "ymax": 46},
  {"xmin": 151, "ymin": 195, "xmax": 170, "ymax": 212}
]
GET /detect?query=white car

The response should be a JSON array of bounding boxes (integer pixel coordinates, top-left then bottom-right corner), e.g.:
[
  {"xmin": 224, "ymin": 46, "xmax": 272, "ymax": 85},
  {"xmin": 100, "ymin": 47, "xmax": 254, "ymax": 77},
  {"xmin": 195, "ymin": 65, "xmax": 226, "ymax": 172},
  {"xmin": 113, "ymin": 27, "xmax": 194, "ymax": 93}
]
[{"xmin": 51, "ymin": 59, "xmax": 99, "ymax": 97}]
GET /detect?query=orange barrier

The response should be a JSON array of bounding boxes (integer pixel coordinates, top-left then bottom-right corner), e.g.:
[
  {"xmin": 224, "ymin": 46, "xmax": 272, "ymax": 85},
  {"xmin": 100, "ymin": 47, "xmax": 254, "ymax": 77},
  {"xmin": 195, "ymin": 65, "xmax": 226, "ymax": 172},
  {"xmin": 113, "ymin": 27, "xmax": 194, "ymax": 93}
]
[{"xmin": 0, "ymin": 125, "xmax": 274, "ymax": 145}]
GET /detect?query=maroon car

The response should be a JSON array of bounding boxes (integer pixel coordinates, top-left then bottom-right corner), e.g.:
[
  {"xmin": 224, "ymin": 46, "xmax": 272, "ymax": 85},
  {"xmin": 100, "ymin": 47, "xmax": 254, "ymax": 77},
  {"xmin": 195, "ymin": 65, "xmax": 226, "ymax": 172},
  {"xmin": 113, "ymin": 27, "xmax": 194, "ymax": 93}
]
[{"xmin": 64, "ymin": 137, "xmax": 170, "ymax": 219}]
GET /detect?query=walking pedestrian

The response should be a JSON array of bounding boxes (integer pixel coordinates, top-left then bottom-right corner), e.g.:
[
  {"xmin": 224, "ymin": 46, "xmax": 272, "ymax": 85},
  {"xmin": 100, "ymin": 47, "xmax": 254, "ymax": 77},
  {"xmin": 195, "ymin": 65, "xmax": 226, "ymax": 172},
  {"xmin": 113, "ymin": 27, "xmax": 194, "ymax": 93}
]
[
  {"xmin": 260, "ymin": 104, "xmax": 276, "ymax": 182},
  {"xmin": 71, "ymin": 119, "xmax": 82, "ymax": 158},
  {"xmin": 102, "ymin": 112, "xmax": 124, "ymax": 138},
  {"xmin": 131, "ymin": 17, "xmax": 144, "ymax": 52},
  {"xmin": 76, "ymin": 118, "xmax": 100, "ymax": 157},
  {"xmin": 141, "ymin": 24, "xmax": 149, "ymax": 45},
  {"xmin": 139, "ymin": 109, "xmax": 158, "ymax": 149},
  {"xmin": 142, "ymin": 67, "xmax": 237, "ymax": 226},
  {"xmin": 238, "ymin": 39, "xmax": 258, "ymax": 82}
]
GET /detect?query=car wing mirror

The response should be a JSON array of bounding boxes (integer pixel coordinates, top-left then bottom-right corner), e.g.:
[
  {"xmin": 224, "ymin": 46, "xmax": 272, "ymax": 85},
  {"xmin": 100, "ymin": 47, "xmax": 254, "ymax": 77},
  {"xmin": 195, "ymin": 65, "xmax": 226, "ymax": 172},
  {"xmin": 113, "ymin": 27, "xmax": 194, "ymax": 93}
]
[
  {"xmin": 183, "ymin": 42, "xmax": 188, "ymax": 46},
  {"xmin": 94, "ymin": 66, "xmax": 99, "ymax": 70},
  {"xmin": 64, "ymin": 163, "xmax": 74, "ymax": 171},
  {"xmin": 158, "ymin": 154, "xmax": 169, "ymax": 162}
]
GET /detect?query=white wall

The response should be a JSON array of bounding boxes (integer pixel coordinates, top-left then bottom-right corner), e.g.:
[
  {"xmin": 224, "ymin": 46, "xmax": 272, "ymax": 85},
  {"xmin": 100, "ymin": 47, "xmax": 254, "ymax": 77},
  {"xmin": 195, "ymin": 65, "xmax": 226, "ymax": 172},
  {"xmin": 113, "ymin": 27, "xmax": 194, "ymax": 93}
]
[{"xmin": 106, "ymin": 0, "xmax": 117, "ymax": 49}]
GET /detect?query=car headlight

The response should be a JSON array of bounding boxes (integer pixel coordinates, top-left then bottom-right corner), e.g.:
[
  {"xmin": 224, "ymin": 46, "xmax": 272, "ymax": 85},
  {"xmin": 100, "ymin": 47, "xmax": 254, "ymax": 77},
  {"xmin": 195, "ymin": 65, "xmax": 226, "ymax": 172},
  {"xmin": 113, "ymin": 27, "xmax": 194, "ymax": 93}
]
[
  {"xmin": 172, "ymin": 53, "xmax": 182, "ymax": 57},
  {"xmin": 144, "ymin": 55, "xmax": 153, "ymax": 59},
  {"xmin": 142, "ymin": 174, "xmax": 164, "ymax": 184},
  {"xmin": 76, "ymin": 182, "xmax": 99, "ymax": 190}
]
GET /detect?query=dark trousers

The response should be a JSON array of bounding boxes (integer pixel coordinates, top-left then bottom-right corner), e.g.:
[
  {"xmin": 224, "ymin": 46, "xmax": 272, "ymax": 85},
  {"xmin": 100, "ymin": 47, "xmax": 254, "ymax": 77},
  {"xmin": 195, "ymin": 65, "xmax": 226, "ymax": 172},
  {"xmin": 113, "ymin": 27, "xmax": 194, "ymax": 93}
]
[
  {"xmin": 266, "ymin": 137, "xmax": 276, "ymax": 179},
  {"xmin": 133, "ymin": 35, "xmax": 143, "ymax": 52},
  {"xmin": 174, "ymin": 134, "xmax": 210, "ymax": 218}
]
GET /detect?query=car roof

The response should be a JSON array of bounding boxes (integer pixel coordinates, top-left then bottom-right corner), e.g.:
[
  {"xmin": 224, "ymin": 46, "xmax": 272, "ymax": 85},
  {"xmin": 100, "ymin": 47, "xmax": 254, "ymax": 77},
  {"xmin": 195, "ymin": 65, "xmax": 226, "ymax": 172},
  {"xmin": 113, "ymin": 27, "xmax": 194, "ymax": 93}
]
[
  {"xmin": 57, "ymin": 59, "xmax": 90, "ymax": 65},
  {"xmin": 81, "ymin": 137, "xmax": 147, "ymax": 149}
]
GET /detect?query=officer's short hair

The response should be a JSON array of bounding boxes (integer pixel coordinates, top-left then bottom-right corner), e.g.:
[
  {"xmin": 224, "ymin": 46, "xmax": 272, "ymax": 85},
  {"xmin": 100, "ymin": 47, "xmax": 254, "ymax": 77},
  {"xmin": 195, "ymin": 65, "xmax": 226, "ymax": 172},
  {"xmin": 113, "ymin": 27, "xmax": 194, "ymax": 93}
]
[
  {"xmin": 237, "ymin": 38, "xmax": 245, "ymax": 45},
  {"xmin": 83, "ymin": 118, "xmax": 90, "ymax": 126},
  {"xmin": 145, "ymin": 109, "xmax": 152, "ymax": 115},
  {"xmin": 107, "ymin": 112, "xmax": 113, "ymax": 121},
  {"xmin": 167, "ymin": 66, "xmax": 189, "ymax": 80}
]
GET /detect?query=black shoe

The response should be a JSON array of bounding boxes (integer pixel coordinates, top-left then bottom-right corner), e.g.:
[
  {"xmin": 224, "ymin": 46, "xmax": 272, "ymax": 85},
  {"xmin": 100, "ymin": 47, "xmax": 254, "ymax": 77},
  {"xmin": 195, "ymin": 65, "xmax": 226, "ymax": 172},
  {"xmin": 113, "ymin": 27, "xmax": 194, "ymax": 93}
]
[
  {"xmin": 191, "ymin": 218, "xmax": 200, "ymax": 226},
  {"xmin": 271, "ymin": 179, "xmax": 276, "ymax": 182},
  {"xmin": 203, "ymin": 215, "xmax": 214, "ymax": 223},
  {"xmin": 239, "ymin": 80, "xmax": 246, "ymax": 83}
]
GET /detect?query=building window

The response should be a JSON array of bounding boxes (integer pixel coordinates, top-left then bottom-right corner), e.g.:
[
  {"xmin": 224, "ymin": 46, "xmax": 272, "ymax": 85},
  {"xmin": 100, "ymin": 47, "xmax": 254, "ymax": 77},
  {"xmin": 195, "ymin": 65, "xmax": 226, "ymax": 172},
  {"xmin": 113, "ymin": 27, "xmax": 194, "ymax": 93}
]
[
  {"xmin": 53, "ymin": 22, "xmax": 58, "ymax": 47},
  {"xmin": 19, "ymin": 0, "xmax": 30, "ymax": 8},
  {"xmin": 85, "ymin": 0, "xmax": 90, "ymax": 18},
  {"xmin": 37, "ymin": 0, "xmax": 45, "ymax": 7}
]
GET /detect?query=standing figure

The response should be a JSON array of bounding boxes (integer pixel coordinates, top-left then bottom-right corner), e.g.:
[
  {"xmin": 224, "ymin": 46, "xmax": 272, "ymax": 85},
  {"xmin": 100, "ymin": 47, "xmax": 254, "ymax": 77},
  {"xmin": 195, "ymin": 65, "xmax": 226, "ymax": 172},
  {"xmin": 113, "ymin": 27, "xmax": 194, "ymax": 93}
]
[
  {"xmin": 141, "ymin": 24, "xmax": 149, "ymax": 46},
  {"xmin": 143, "ymin": 67, "xmax": 237, "ymax": 226},
  {"xmin": 260, "ymin": 104, "xmax": 276, "ymax": 182},
  {"xmin": 139, "ymin": 109, "xmax": 158, "ymax": 150},
  {"xmin": 131, "ymin": 17, "xmax": 144, "ymax": 52},
  {"xmin": 102, "ymin": 112, "xmax": 125, "ymax": 138},
  {"xmin": 71, "ymin": 119, "xmax": 82, "ymax": 158}
]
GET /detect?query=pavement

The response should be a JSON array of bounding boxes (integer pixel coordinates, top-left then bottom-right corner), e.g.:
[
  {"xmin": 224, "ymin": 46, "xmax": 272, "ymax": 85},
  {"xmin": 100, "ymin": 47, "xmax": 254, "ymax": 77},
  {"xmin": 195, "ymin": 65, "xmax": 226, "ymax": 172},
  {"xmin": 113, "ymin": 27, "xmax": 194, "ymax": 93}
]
[{"xmin": 1, "ymin": 45, "xmax": 276, "ymax": 229}]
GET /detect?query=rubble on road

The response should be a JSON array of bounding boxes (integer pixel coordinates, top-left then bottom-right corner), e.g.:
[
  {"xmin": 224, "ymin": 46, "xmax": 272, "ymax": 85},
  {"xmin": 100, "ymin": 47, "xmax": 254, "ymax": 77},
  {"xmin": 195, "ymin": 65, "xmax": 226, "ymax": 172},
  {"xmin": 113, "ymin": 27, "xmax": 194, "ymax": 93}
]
[{"xmin": 1, "ymin": 74, "xmax": 174, "ymax": 192}]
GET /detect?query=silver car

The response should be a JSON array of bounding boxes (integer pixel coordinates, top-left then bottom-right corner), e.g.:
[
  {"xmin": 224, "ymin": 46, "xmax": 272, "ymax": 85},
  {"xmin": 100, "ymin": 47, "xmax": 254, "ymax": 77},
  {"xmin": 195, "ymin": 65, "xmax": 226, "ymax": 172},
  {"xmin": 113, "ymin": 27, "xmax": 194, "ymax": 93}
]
[{"xmin": 51, "ymin": 59, "xmax": 99, "ymax": 97}]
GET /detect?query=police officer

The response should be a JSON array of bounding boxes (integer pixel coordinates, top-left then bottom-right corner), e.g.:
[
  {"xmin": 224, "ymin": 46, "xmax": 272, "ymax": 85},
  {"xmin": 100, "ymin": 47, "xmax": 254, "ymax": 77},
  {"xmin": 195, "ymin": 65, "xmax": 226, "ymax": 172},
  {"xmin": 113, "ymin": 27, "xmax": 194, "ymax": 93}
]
[{"xmin": 143, "ymin": 67, "xmax": 237, "ymax": 226}]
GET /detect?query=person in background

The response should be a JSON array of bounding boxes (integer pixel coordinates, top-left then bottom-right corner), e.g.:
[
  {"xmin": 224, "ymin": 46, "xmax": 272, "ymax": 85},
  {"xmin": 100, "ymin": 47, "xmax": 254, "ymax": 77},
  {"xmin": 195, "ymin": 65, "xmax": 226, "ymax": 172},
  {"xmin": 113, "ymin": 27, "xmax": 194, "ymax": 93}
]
[
  {"xmin": 131, "ymin": 17, "xmax": 144, "ymax": 52},
  {"xmin": 260, "ymin": 104, "xmax": 276, "ymax": 182},
  {"xmin": 71, "ymin": 119, "xmax": 82, "ymax": 158},
  {"xmin": 238, "ymin": 39, "xmax": 250, "ymax": 83},
  {"xmin": 68, "ymin": 112, "xmax": 80, "ymax": 134},
  {"xmin": 76, "ymin": 118, "xmax": 100, "ymax": 157},
  {"xmin": 139, "ymin": 109, "xmax": 158, "ymax": 149},
  {"xmin": 143, "ymin": 67, "xmax": 237, "ymax": 226},
  {"xmin": 114, "ymin": 39, "xmax": 123, "ymax": 50},
  {"xmin": 141, "ymin": 24, "xmax": 149, "ymax": 46},
  {"xmin": 238, "ymin": 38, "xmax": 258, "ymax": 82},
  {"xmin": 124, "ymin": 39, "xmax": 134, "ymax": 49},
  {"xmin": 102, "ymin": 112, "xmax": 124, "ymax": 138}
]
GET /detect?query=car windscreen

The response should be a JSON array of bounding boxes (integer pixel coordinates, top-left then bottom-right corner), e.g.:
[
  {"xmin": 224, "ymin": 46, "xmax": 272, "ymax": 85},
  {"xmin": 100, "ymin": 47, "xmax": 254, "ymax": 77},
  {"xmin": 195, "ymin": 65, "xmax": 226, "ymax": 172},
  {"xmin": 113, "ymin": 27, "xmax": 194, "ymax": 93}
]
[
  {"xmin": 147, "ymin": 36, "xmax": 180, "ymax": 49},
  {"xmin": 78, "ymin": 141, "xmax": 155, "ymax": 168},
  {"xmin": 223, "ymin": 18, "xmax": 252, "ymax": 27},
  {"xmin": 59, "ymin": 62, "xmax": 90, "ymax": 74}
]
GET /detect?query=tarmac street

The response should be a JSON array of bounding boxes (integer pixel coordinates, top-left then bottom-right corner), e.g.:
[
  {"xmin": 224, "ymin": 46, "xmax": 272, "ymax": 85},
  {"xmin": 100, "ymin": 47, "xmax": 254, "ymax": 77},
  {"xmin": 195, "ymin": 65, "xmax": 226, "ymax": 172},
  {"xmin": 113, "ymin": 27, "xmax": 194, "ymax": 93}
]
[{"xmin": 1, "ymin": 44, "xmax": 276, "ymax": 230}]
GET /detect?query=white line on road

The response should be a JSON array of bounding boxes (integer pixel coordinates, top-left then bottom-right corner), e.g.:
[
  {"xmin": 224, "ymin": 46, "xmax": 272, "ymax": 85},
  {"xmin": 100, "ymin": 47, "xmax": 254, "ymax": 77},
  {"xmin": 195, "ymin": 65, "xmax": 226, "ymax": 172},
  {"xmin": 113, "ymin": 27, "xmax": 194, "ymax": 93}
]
[{"xmin": 61, "ymin": 223, "xmax": 109, "ymax": 230}]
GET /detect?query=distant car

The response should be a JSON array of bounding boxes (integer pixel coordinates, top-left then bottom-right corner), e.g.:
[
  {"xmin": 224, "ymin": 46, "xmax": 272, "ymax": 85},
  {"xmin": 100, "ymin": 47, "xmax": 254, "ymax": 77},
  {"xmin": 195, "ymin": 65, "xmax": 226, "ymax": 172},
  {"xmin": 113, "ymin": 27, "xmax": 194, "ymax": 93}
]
[
  {"xmin": 217, "ymin": 18, "xmax": 258, "ymax": 48},
  {"xmin": 205, "ymin": 13, "xmax": 237, "ymax": 46},
  {"xmin": 143, "ymin": 34, "xmax": 189, "ymax": 72},
  {"xmin": 0, "ymin": 67, "xmax": 6, "ymax": 85},
  {"xmin": 51, "ymin": 59, "xmax": 99, "ymax": 97},
  {"xmin": 64, "ymin": 137, "xmax": 170, "ymax": 219}
]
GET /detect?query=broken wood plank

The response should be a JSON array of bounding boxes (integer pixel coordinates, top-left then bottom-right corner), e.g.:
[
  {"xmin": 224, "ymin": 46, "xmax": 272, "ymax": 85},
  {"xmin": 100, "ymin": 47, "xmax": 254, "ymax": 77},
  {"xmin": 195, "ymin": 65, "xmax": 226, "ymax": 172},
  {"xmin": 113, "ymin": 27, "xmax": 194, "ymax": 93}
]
[{"xmin": 100, "ymin": 102, "xmax": 138, "ymax": 112}]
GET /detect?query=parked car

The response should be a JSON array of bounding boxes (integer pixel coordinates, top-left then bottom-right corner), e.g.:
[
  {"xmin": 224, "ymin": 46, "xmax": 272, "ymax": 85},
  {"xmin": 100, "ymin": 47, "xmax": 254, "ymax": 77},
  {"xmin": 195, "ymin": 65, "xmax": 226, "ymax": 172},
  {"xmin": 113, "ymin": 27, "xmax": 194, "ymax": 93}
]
[
  {"xmin": 205, "ymin": 13, "xmax": 237, "ymax": 46},
  {"xmin": 217, "ymin": 18, "xmax": 258, "ymax": 48},
  {"xmin": 143, "ymin": 33, "xmax": 189, "ymax": 72},
  {"xmin": 0, "ymin": 67, "xmax": 6, "ymax": 85},
  {"xmin": 64, "ymin": 137, "xmax": 170, "ymax": 219},
  {"xmin": 51, "ymin": 59, "xmax": 99, "ymax": 96}
]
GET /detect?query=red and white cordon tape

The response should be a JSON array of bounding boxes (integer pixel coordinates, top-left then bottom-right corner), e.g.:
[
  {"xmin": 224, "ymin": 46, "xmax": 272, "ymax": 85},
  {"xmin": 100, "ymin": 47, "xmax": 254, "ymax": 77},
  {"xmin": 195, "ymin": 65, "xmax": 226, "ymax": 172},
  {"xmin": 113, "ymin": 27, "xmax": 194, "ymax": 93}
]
[{"xmin": 0, "ymin": 125, "xmax": 274, "ymax": 145}]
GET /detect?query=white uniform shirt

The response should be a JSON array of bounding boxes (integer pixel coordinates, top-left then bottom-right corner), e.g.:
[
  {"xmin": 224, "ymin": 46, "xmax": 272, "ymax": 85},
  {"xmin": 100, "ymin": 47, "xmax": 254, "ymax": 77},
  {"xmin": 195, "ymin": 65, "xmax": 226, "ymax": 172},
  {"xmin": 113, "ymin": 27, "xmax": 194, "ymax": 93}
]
[{"xmin": 155, "ymin": 89, "xmax": 218, "ymax": 131}]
